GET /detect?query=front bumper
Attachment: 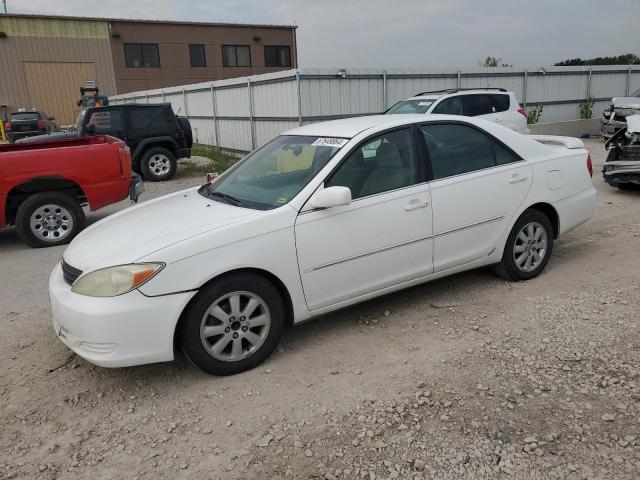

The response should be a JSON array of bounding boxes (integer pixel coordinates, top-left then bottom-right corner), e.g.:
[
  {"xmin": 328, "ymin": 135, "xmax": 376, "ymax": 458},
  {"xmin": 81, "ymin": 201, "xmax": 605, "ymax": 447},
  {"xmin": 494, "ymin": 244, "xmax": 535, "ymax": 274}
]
[
  {"xmin": 603, "ymin": 160, "xmax": 640, "ymax": 185},
  {"xmin": 49, "ymin": 263, "xmax": 196, "ymax": 368}
]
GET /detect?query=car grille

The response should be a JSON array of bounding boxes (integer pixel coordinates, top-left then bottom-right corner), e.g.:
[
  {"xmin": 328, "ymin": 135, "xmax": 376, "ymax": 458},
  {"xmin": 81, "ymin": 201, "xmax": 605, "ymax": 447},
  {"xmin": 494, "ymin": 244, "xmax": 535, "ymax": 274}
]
[{"xmin": 61, "ymin": 260, "xmax": 83, "ymax": 286}]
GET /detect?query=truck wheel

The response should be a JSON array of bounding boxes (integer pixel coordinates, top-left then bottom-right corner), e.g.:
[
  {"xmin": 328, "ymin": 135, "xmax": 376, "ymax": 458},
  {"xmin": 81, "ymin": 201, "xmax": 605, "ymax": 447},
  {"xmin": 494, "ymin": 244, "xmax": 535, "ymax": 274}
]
[
  {"xmin": 15, "ymin": 192, "xmax": 85, "ymax": 248},
  {"xmin": 140, "ymin": 147, "xmax": 177, "ymax": 182}
]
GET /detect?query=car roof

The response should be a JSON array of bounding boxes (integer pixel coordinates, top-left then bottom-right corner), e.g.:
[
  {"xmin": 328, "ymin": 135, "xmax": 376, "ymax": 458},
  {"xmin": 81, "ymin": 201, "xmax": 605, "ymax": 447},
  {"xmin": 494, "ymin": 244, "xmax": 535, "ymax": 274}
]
[
  {"xmin": 409, "ymin": 88, "xmax": 511, "ymax": 100},
  {"xmin": 283, "ymin": 114, "xmax": 472, "ymax": 138}
]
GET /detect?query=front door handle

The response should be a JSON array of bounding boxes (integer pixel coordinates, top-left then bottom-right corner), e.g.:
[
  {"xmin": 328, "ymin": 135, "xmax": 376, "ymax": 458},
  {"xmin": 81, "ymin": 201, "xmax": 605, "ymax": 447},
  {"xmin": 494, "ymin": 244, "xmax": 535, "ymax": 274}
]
[
  {"xmin": 404, "ymin": 200, "xmax": 429, "ymax": 211},
  {"xmin": 508, "ymin": 173, "xmax": 527, "ymax": 184}
]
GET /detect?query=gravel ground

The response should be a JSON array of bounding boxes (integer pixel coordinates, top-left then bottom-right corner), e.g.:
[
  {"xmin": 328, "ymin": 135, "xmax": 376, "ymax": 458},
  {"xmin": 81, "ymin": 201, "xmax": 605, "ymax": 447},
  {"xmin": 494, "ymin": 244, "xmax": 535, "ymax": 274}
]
[{"xmin": 1, "ymin": 140, "xmax": 639, "ymax": 480}]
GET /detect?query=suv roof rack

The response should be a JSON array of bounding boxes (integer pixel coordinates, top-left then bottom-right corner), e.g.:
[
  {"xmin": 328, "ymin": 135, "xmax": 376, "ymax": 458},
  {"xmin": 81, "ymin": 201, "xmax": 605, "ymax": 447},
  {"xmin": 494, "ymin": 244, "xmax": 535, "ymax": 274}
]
[{"xmin": 414, "ymin": 87, "xmax": 507, "ymax": 96}]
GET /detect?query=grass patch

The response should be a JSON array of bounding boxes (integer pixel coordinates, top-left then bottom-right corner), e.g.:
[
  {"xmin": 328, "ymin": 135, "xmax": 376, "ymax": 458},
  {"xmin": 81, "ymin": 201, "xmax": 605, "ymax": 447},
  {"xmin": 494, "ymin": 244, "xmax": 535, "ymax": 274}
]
[{"xmin": 190, "ymin": 144, "xmax": 239, "ymax": 172}]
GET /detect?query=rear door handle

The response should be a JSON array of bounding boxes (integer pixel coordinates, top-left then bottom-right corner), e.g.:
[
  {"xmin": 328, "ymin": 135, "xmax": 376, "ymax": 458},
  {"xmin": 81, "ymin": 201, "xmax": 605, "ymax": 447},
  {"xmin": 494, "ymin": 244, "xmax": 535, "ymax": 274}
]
[
  {"xmin": 508, "ymin": 173, "xmax": 527, "ymax": 184},
  {"xmin": 404, "ymin": 200, "xmax": 429, "ymax": 211}
]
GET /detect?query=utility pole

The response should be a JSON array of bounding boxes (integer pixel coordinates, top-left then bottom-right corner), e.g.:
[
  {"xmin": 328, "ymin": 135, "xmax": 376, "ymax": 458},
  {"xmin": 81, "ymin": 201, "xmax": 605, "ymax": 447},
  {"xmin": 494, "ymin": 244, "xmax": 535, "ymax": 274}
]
[{"xmin": 2, "ymin": 0, "xmax": 7, "ymax": 14}]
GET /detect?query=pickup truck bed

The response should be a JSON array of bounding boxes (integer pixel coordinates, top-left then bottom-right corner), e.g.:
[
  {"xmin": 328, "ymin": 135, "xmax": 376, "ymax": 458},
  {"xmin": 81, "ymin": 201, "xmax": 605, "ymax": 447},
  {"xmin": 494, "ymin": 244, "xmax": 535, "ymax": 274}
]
[{"xmin": 0, "ymin": 135, "xmax": 142, "ymax": 247}]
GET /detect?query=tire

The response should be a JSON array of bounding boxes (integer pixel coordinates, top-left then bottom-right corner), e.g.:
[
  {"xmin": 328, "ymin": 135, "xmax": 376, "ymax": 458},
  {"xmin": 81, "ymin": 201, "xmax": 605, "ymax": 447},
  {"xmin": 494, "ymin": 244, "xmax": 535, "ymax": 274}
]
[
  {"xmin": 492, "ymin": 209, "xmax": 554, "ymax": 281},
  {"xmin": 15, "ymin": 191, "xmax": 85, "ymax": 248},
  {"xmin": 178, "ymin": 272, "xmax": 285, "ymax": 375},
  {"xmin": 140, "ymin": 147, "xmax": 177, "ymax": 182}
]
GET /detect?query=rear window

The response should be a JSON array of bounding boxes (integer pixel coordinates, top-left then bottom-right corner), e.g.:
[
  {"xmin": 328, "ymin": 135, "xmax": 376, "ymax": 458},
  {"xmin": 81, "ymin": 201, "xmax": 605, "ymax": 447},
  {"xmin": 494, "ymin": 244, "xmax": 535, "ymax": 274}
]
[
  {"xmin": 386, "ymin": 99, "xmax": 435, "ymax": 114},
  {"xmin": 11, "ymin": 112, "xmax": 40, "ymax": 121},
  {"xmin": 128, "ymin": 107, "xmax": 177, "ymax": 135}
]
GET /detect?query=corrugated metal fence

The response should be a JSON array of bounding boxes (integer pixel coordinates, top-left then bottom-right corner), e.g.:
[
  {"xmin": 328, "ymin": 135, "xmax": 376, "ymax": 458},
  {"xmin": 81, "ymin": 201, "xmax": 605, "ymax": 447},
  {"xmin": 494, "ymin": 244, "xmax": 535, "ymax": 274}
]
[{"xmin": 109, "ymin": 66, "xmax": 640, "ymax": 153}]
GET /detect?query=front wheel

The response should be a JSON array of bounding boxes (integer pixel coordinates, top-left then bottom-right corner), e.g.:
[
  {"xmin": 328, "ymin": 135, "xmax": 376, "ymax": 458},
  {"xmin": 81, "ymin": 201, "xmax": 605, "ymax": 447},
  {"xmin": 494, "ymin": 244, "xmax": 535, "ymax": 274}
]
[
  {"xmin": 140, "ymin": 147, "xmax": 177, "ymax": 182},
  {"xmin": 179, "ymin": 273, "xmax": 285, "ymax": 375},
  {"xmin": 493, "ymin": 209, "xmax": 554, "ymax": 281},
  {"xmin": 15, "ymin": 192, "xmax": 85, "ymax": 248}
]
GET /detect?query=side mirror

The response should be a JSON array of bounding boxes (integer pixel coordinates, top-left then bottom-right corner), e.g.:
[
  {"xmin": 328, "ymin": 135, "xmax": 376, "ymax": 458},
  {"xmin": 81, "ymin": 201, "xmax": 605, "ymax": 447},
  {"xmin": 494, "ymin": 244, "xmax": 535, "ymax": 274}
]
[
  {"xmin": 309, "ymin": 186, "xmax": 352, "ymax": 209},
  {"xmin": 84, "ymin": 124, "xmax": 96, "ymax": 134}
]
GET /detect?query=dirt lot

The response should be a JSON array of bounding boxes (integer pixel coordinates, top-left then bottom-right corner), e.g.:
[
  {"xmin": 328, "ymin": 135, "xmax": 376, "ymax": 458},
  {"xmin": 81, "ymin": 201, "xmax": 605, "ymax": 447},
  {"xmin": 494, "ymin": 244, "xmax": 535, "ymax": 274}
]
[{"xmin": 1, "ymin": 139, "xmax": 639, "ymax": 480}]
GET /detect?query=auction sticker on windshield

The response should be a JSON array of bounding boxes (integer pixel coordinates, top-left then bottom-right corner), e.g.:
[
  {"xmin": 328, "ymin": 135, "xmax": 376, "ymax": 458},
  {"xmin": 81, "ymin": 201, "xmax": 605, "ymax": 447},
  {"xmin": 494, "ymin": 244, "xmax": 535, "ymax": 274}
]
[{"xmin": 311, "ymin": 137, "xmax": 348, "ymax": 147}]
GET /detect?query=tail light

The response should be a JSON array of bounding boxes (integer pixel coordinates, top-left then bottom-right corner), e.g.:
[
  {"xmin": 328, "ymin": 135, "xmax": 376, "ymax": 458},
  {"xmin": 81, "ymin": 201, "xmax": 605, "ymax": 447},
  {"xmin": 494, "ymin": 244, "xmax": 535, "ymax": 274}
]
[
  {"xmin": 38, "ymin": 119, "xmax": 47, "ymax": 129},
  {"xmin": 587, "ymin": 153, "xmax": 593, "ymax": 177},
  {"xmin": 517, "ymin": 108, "xmax": 528, "ymax": 118},
  {"xmin": 4, "ymin": 122, "xmax": 10, "ymax": 131}
]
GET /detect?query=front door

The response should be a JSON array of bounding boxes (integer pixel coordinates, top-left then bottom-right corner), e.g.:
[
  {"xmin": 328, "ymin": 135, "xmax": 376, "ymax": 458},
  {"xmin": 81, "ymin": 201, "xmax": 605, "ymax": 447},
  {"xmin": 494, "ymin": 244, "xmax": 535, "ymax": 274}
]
[
  {"xmin": 420, "ymin": 122, "xmax": 533, "ymax": 272},
  {"xmin": 294, "ymin": 127, "xmax": 434, "ymax": 311}
]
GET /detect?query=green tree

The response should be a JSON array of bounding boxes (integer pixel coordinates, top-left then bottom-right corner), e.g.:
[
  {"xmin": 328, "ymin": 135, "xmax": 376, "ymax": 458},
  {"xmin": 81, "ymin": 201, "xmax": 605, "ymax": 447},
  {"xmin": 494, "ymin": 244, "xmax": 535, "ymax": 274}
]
[{"xmin": 555, "ymin": 54, "xmax": 640, "ymax": 66}]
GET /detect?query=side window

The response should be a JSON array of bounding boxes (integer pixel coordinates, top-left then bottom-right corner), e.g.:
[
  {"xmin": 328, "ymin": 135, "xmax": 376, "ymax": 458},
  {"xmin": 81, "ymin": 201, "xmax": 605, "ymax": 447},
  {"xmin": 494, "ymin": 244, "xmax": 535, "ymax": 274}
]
[
  {"xmin": 326, "ymin": 128, "xmax": 418, "ymax": 199},
  {"xmin": 421, "ymin": 124, "xmax": 519, "ymax": 179},
  {"xmin": 490, "ymin": 94, "xmax": 510, "ymax": 113},
  {"xmin": 128, "ymin": 107, "xmax": 176, "ymax": 135},
  {"xmin": 86, "ymin": 110, "xmax": 123, "ymax": 133},
  {"xmin": 461, "ymin": 95, "xmax": 493, "ymax": 116},
  {"xmin": 432, "ymin": 96, "xmax": 463, "ymax": 115}
]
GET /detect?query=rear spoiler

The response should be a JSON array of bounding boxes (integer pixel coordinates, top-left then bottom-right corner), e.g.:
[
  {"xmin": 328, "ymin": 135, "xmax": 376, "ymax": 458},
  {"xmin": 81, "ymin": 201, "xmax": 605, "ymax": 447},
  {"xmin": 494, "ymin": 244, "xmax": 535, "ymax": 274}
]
[{"xmin": 527, "ymin": 135, "xmax": 584, "ymax": 149}]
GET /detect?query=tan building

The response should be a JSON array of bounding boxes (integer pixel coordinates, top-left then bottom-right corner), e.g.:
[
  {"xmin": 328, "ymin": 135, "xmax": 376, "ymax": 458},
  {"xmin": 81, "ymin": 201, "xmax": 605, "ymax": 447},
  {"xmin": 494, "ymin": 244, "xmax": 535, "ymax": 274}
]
[{"xmin": 0, "ymin": 14, "xmax": 297, "ymax": 124}]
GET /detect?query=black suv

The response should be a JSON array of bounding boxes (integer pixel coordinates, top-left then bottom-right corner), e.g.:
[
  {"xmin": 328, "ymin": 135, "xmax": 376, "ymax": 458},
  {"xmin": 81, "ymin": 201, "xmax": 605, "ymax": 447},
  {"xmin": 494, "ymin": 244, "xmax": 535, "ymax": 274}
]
[
  {"xmin": 5, "ymin": 110, "xmax": 57, "ymax": 142},
  {"xmin": 20, "ymin": 104, "xmax": 192, "ymax": 181}
]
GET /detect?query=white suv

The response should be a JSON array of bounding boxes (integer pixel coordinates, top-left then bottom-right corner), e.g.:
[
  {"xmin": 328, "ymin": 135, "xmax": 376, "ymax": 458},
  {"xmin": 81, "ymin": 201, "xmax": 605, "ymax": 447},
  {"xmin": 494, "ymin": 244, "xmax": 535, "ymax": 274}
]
[{"xmin": 386, "ymin": 88, "xmax": 530, "ymax": 134}]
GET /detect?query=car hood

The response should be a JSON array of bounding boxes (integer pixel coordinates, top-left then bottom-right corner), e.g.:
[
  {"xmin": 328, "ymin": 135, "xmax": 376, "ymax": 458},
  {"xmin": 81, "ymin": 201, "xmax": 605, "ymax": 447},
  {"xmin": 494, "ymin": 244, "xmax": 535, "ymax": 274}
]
[
  {"xmin": 16, "ymin": 131, "xmax": 79, "ymax": 143},
  {"xmin": 612, "ymin": 97, "xmax": 640, "ymax": 109},
  {"xmin": 63, "ymin": 187, "xmax": 261, "ymax": 272}
]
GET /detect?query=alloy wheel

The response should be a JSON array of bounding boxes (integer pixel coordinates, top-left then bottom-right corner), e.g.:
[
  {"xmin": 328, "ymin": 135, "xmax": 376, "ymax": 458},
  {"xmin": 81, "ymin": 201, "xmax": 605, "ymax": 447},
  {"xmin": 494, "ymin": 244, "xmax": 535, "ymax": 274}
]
[{"xmin": 513, "ymin": 221, "xmax": 548, "ymax": 272}]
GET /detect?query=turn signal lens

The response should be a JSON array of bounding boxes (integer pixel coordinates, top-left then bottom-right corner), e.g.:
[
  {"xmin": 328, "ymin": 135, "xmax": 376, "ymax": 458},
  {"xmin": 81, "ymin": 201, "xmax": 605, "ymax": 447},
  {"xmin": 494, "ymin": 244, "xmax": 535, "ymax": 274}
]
[
  {"xmin": 71, "ymin": 263, "xmax": 164, "ymax": 297},
  {"xmin": 587, "ymin": 153, "xmax": 593, "ymax": 178}
]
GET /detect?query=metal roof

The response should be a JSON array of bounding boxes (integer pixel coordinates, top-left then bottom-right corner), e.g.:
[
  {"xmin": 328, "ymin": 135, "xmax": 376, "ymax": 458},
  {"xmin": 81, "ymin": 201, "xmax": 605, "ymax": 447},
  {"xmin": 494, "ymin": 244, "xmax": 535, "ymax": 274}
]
[{"xmin": 0, "ymin": 13, "xmax": 297, "ymax": 29}]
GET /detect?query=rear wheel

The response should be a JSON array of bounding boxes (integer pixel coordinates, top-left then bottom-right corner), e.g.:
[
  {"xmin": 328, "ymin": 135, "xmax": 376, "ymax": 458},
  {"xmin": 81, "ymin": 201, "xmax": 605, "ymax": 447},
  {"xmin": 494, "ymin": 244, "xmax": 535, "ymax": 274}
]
[
  {"xmin": 15, "ymin": 192, "xmax": 85, "ymax": 248},
  {"xmin": 140, "ymin": 147, "xmax": 177, "ymax": 182},
  {"xmin": 493, "ymin": 209, "xmax": 553, "ymax": 281},
  {"xmin": 179, "ymin": 273, "xmax": 285, "ymax": 375}
]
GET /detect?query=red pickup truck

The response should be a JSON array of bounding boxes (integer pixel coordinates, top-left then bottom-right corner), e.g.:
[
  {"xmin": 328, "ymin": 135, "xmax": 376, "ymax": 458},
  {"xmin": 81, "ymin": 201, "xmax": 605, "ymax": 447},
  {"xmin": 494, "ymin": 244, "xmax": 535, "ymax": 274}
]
[{"xmin": 0, "ymin": 135, "xmax": 143, "ymax": 247}]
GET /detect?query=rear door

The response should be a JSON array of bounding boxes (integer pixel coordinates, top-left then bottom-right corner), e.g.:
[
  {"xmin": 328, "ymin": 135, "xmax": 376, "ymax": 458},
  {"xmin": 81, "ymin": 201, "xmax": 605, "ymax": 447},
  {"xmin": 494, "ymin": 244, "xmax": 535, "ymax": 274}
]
[{"xmin": 420, "ymin": 122, "xmax": 532, "ymax": 272}]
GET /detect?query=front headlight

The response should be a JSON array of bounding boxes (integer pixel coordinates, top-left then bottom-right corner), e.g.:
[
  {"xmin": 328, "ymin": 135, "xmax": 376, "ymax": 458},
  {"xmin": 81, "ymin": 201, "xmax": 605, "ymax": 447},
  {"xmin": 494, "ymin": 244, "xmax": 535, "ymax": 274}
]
[{"xmin": 71, "ymin": 263, "xmax": 164, "ymax": 297}]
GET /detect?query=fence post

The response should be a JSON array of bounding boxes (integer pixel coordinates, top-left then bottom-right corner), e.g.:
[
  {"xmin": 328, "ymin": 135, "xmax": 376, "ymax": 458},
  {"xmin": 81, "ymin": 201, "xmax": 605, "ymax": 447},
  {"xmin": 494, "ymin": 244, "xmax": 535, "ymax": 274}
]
[
  {"xmin": 626, "ymin": 67, "xmax": 631, "ymax": 96},
  {"xmin": 382, "ymin": 70, "xmax": 387, "ymax": 111},
  {"xmin": 161, "ymin": 91, "xmax": 165, "ymax": 103},
  {"xmin": 522, "ymin": 70, "xmax": 528, "ymax": 108},
  {"xmin": 586, "ymin": 68, "xmax": 592, "ymax": 99},
  {"xmin": 247, "ymin": 78, "xmax": 256, "ymax": 150},
  {"xmin": 211, "ymin": 84, "xmax": 221, "ymax": 153},
  {"xmin": 295, "ymin": 70, "xmax": 302, "ymax": 126},
  {"xmin": 456, "ymin": 71, "xmax": 461, "ymax": 88},
  {"xmin": 182, "ymin": 88, "xmax": 189, "ymax": 117}
]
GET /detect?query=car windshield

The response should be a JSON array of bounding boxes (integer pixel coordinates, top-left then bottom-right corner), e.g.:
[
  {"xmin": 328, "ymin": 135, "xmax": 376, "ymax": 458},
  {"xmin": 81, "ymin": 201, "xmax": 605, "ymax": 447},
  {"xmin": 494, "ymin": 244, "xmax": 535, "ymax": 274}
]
[
  {"xmin": 386, "ymin": 99, "xmax": 435, "ymax": 114},
  {"xmin": 199, "ymin": 135, "xmax": 347, "ymax": 210},
  {"xmin": 11, "ymin": 112, "xmax": 40, "ymax": 121}
]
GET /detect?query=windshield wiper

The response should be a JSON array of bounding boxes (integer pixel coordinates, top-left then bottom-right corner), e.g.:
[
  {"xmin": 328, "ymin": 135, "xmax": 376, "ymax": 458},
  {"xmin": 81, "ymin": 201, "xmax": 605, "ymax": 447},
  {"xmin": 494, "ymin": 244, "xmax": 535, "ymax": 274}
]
[{"xmin": 206, "ymin": 190, "xmax": 246, "ymax": 207}]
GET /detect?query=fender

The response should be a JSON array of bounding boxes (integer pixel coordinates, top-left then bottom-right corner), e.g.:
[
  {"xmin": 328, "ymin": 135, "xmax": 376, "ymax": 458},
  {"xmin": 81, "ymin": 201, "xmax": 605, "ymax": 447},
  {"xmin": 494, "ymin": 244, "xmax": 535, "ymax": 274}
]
[{"xmin": 132, "ymin": 136, "xmax": 178, "ymax": 164}]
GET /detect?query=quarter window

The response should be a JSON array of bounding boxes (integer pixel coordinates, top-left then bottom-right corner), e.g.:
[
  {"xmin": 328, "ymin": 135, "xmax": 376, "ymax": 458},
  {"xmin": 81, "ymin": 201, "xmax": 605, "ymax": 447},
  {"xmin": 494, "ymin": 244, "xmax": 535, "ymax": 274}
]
[
  {"xmin": 264, "ymin": 46, "xmax": 291, "ymax": 67},
  {"xmin": 124, "ymin": 43, "xmax": 160, "ymax": 68},
  {"xmin": 490, "ymin": 94, "xmax": 510, "ymax": 112},
  {"xmin": 420, "ymin": 124, "xmax": 519, "ymax": 179},
  {"xmin": 222, "ymin": 45, "xmax": 251, "ymax": 67},
  {"xmin": 326, "ymin": 128, "xmax": 419, "ymax": 199},
  {"xmin": 85, "ymin": 110, "xmax": 123, "ymax": 133},
  {"xmin": 189, "ymin": 44, "xmax": 206, "ymax": 67},
  {"xmin": 461, "ymin": 95, "xmax": 493, "ymax": 116}
]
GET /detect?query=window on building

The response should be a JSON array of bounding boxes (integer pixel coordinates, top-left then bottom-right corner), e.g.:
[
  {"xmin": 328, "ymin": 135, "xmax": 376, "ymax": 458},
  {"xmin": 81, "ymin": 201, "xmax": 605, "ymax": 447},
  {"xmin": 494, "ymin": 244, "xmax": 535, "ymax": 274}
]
[
  {"xmin": 222, "ymin": 45, "xmax": 251, "ymax": 67},
  {"xmin": 124, "ymin": 43, "xmax": 160, "ymax": 68},
  {"xmin": 264, "ymin": 46, "xmax": 291, "ymax": 67},
  {"xmin": 189, "ymin": 44, "xmax": 206, "ymax": 67}
]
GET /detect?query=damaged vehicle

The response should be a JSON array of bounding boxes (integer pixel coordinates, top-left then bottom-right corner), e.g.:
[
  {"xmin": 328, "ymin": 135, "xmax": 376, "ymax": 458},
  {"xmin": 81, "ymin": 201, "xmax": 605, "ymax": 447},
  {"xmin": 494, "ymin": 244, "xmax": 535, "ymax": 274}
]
[
  {"xmin": 601, "ymin": 89, "xmax": 640, "ymax": 139},
  {"xmin": 603, "ymin": 114, "xmax": 640, "ymax": 191}
]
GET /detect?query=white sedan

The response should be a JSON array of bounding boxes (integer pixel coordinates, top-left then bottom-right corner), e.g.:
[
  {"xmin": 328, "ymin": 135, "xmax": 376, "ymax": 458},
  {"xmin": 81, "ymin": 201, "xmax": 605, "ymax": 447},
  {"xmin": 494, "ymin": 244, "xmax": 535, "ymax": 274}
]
[{"xmin": 49, "ymin": 115, "xmax": 597, "ymax": 375}]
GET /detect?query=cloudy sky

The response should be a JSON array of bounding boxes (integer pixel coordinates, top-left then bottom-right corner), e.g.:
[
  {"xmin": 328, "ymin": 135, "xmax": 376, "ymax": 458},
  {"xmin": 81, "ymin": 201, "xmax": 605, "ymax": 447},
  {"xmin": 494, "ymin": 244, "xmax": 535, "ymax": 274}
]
[{"xmin": 5, "ymin": 0, "xmax": 639, "ymax": 67}]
